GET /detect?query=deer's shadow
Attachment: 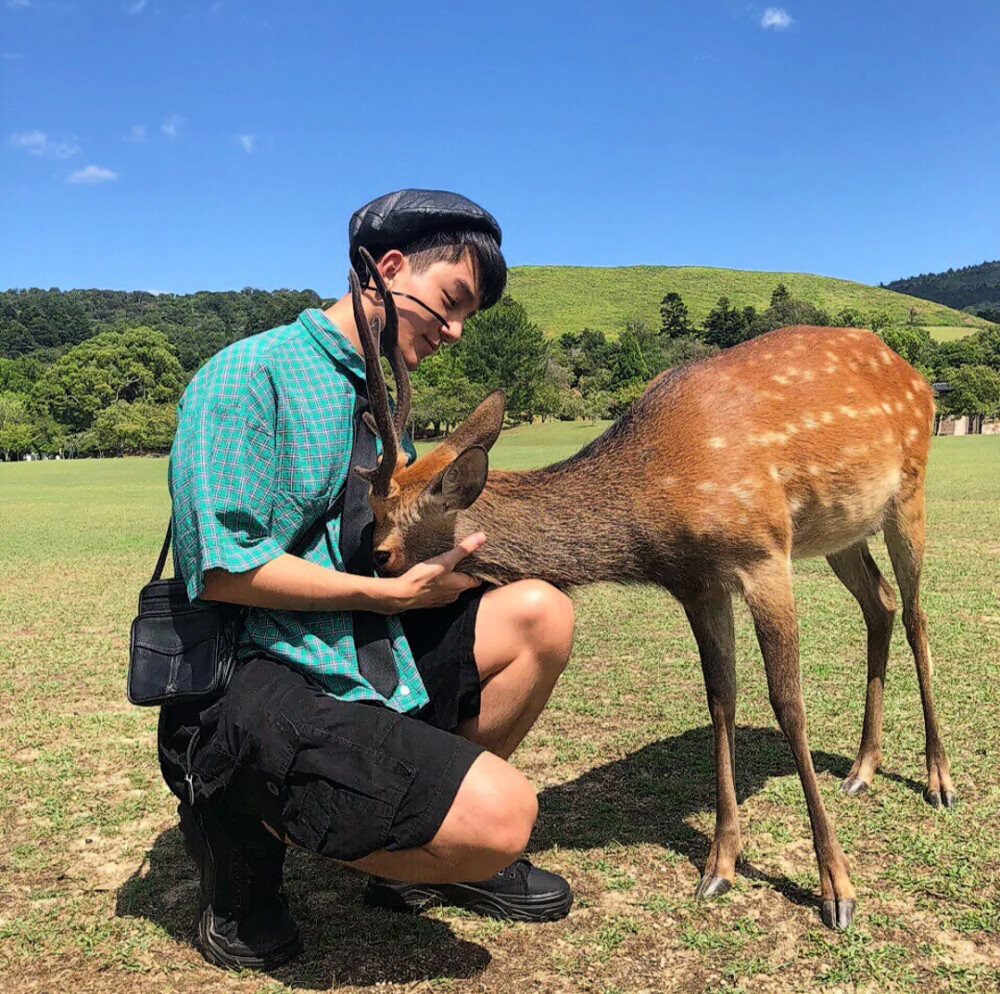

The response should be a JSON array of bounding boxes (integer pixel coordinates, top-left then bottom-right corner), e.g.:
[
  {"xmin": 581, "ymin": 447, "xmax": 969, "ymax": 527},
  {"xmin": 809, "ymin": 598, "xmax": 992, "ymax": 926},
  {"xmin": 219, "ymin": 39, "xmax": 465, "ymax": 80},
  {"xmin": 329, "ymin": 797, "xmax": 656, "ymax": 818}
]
[{"xmin": 530, "ymin": 724, "xmax": 924, "ymax": 910}]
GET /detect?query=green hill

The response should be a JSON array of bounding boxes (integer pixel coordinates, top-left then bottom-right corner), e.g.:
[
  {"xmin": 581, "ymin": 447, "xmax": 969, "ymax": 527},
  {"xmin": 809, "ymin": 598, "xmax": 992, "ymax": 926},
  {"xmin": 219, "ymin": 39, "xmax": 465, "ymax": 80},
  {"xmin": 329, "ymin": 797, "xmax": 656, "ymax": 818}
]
[{"xmin": 506, "ymin": 265, "xmax": 994, "ymax": 338}]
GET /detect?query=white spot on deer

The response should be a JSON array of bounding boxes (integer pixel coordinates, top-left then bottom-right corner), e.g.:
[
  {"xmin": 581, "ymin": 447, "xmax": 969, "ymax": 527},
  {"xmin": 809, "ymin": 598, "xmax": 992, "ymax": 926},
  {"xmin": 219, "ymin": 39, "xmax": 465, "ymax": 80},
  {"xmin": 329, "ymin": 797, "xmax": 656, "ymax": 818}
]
[
  {"xmin": 881, "ymin": 402, "xmax": 893, "ymax": 414},
  {"xmin": 789, "ymin": 497, "xmax": 803, "ymax": 515},
  {"xmin": 911, "ymin": 378, "xmax": 923, "ymax": 390},
  {"xmin": 763, "ymin": 352, "xmax": 774, "ymax": 360},
  {"xmin": 825, "ymin": 364, "xmax": 838, "ymax": 374},
  {"xmin": 750, "ymin": 431, "xmax": 789, "ymax": 445},
  {"xmin": 821, "ymin": 411, "xmax": 835, "ymax": 424},
  {"xmin": 838, "ymin": 406, "xmax": 858, "ymax": 419},
  {"xmin": 785, "ymin": 423, "xmax": 800, "ymax": 435},
  {"xmin": 808, "ymin": 464, "xmax": 820, "ymax": 476},
  {"xmin": 697, "ymin": 481, "xmax": 718, "ymax": 493},
  {"xmin": 905, "ymin": 390, "xmax": 914, "ymax": 401},
  {"xmin": 801, "ymin": 414, "xmax": 818, "ymax": 430},
  {"xmin": 907, "ymin": 427, "xmax": 919, "ymax": 440},
  {"xmin": 880, "ymin": 351, "xmax": 893, "ymax": 365},
  {"xmin": 662, "ymin": 475, "xmax": 677, "ymax": 487},
  {"xmin": 772, "ymin": 374, "xmax": 790, "ymax": 386},
  {"xmin": 785, "ymin": 367, "xmax": 800, "ymax": 378},
  {"xmin": 867, "ymin": 405, "xmax": 881, "ymax": 416},
  {"xmin": 729, "ymin": 484, "xmax": 754, "ymax": 505},
  {"xmin": 845, "ymin": 444, "xmax": 869, "ymax": 457},
  {"xmin": 824, "ymin": 350, "xmax": 839, "ymax": 362},
  {"xmin": 769, "ymin": 465, "xmax": 781, "ymax": 482},
  {"xmin": 894, "ymin": 400, "xmax": 904, "ymax": 412},
  {"xmin": 708, "ymin": 437, "xmax": 727, "ymax": 449},
  {"xmin": 883, "ymin": 431, "xmax": 894, "ymax": 444}
]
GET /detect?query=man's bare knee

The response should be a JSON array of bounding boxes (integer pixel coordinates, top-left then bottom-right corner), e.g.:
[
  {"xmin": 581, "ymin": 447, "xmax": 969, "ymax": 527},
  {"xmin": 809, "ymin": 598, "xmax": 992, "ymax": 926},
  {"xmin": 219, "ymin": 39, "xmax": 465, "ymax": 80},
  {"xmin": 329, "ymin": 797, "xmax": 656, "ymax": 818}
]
[{"xmin": 428, "ymin": 752, "xmax": 537, "ymax": 878}]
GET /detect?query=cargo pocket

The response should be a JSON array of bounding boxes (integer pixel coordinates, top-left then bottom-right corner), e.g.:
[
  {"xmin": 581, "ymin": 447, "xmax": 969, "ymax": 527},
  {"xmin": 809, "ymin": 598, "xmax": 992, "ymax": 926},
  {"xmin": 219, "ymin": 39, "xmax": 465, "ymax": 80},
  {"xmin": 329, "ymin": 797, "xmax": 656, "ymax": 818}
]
[{"xmin": 278, "ymin": 718, "xmax": 416, "ymax": 862}]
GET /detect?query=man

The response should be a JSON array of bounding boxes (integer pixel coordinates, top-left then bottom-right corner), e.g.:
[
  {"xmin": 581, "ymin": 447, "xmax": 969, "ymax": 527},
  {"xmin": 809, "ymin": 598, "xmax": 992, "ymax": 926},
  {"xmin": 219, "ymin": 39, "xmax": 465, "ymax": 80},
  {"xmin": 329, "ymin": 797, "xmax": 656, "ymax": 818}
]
[{"xmin": 159, "ymin": 189, "xmax": 575, "ymax": 970}]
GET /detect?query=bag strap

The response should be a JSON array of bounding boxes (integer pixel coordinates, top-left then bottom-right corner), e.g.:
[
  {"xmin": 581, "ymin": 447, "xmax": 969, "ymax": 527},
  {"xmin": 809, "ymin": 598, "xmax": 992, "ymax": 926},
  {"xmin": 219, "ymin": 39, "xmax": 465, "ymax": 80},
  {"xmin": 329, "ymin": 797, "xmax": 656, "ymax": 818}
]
[
  {"xmin": 153, "ymin": 490, "xmax": 347, "ymax": 583},
  {"xmin": 152, "ymin": 522, "xmax": 173, "ymax": 583}
]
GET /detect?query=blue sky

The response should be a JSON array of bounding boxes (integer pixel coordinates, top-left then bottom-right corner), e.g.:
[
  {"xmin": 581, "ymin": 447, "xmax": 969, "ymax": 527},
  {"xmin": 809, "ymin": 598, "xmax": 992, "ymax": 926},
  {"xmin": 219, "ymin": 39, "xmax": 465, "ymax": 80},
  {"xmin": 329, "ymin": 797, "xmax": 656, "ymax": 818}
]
[{"xmin": 2, "ymin": 1, "xmax": 997, "ymax": 296}]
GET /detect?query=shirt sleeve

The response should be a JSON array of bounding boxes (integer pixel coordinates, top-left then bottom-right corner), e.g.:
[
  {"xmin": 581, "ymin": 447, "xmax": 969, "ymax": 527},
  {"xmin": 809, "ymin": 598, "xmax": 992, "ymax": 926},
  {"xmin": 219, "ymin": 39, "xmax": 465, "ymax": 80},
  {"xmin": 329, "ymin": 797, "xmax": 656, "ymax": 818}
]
[
  {"xmin": 168, "ymin": 370, "xmax": 284, "ymax": 602},
  {"xmin": 400, "ymin": 427, "xmax": 418, "ymax": 465}
]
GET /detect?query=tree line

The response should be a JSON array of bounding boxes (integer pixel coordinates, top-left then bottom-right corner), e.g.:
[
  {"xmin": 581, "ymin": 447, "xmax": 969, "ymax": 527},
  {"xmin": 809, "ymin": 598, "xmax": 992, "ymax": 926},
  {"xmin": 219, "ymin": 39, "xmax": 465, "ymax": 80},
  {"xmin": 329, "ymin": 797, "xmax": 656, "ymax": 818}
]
[
  {"xmin": 1, "ymin": 284, "xmax": 998, "ymax": 460},
  {"xmin": 882, "ymin": 260, "xmax": 1000, "ymax": 313}
]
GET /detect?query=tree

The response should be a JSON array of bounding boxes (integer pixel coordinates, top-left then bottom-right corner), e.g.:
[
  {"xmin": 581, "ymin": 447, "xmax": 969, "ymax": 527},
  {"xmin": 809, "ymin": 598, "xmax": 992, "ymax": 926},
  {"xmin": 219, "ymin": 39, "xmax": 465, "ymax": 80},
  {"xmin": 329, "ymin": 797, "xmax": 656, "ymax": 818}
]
[
  {"xmin": 0, "ymin": 391, "xmax": 37, "ymax": 460},
  {"xmin": 457, "ymin": 297, "xmax": 547, "ymax": 421},
  {"xmin": 90, "ymin": 401, "xmax": 178, "ymax": 455},
  {"xmin": 612, "ymin": 325, "xmax": 650, "ymax": 384},
  {"xmin": 31, "ymin": 326, "xmax": 185, "ymax": 433},
  {"xmin": 880, "ymin": 326, "xmax": 936, "ymax": 378},
  {"xmin": 659, "ymin": 292, "xmax": 693, "ymax": 338},
  {"xmin": 770, "ymin": 283, "xmax": 792, "ymax": 307},
  {"xmin": 938, "ymin": 365, "xmax": 1000, "ymax": 419},
  {"xmin": 702, "ymin": 297, "xmax": 756, "ymax": 349}
]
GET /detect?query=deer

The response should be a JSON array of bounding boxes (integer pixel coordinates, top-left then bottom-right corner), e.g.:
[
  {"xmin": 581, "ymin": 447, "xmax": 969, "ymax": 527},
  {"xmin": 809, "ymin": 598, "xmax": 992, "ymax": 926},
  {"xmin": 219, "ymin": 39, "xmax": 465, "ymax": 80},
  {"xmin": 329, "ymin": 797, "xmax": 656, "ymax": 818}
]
[{"xmin": 346, "ymin": 251, "xmax": 955, "ymax": 930}]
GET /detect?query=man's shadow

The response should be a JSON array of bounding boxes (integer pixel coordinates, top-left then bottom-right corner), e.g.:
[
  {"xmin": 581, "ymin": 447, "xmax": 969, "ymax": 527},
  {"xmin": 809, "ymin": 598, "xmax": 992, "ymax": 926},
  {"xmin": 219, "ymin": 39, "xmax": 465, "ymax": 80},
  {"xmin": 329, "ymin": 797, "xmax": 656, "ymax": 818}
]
[
  {"xmin": 531, "ymin": 724, "xmax": 924, "ymax": 910},
  {"xmin": 115, "ymin": 825, "xmax": 490, "ymax": 988}
]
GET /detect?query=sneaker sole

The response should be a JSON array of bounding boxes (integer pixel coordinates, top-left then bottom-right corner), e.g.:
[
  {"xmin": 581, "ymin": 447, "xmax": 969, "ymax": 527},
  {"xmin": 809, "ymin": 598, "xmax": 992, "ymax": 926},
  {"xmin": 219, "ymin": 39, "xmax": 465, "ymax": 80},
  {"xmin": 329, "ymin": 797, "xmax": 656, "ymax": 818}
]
[
  {"xmin": 198, "ymin": 909, "xmax": 303, "ymax": 971},
  {"xmin": 365, "ymin": 882, "xmax": 573, "ymax": 923}
]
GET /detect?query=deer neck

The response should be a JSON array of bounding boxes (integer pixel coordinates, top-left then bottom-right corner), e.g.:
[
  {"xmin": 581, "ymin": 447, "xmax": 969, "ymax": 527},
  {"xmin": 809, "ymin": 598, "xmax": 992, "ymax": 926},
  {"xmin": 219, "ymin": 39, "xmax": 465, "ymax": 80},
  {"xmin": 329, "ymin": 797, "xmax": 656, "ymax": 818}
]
[{"xmin": 454, "ymin": 467, "xmax": 642, "ymax": 588}]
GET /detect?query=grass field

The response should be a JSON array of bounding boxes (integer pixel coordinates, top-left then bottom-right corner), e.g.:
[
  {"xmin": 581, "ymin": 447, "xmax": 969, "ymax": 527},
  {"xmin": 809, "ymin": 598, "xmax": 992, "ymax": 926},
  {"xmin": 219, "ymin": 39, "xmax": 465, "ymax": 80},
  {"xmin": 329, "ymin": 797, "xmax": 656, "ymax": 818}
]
[
  {"xmin": 927, "ymin": 326, "xmax": 979, "ymax": 343},
  {"xmin": 507, "ymin": 265, "xmax": 994, "ymax": 339},
  {"xmin": 1, "ymin": 429, "xmax": 999, "ymax": 994}
]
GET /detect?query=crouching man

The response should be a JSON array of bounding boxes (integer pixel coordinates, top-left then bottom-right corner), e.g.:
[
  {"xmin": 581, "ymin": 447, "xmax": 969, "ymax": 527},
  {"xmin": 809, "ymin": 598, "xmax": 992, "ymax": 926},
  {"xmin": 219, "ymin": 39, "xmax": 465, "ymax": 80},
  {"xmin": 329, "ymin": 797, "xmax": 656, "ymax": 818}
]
[{"xmin": 158, "ymin": 189, "xmax": 575, "ymax": 970}]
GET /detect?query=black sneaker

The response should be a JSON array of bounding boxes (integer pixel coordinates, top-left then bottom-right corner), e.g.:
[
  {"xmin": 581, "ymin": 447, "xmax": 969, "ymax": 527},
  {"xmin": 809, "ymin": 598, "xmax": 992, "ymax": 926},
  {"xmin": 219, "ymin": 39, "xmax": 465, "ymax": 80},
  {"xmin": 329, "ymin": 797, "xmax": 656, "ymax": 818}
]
[
  {"xmin": 364, "ymin": 857, "xmax": 573, "ymax": 922},
  {"xmin": 178, "ymin": 801, "xmax": 303, "ymax": 970}
]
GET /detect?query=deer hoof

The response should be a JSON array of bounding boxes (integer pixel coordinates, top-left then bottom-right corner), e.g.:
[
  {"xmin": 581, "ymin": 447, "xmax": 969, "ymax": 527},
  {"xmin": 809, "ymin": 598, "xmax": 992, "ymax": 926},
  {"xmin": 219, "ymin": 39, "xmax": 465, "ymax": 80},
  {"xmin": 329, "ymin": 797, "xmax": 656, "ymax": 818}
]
[
  {"xmin": 695, "ymin": 875, "xmax": 732, "ymax": 899},
  {"xmin": 840, "ymin": 777, "xmax": 869, "ymax": 797},
  {"xmin": 925, "ymin": 788, "xmax": 957, "ymax": 809},
  {"xmin": 821, "ymin": 898, "xmax": 856, "ymax": 930}
]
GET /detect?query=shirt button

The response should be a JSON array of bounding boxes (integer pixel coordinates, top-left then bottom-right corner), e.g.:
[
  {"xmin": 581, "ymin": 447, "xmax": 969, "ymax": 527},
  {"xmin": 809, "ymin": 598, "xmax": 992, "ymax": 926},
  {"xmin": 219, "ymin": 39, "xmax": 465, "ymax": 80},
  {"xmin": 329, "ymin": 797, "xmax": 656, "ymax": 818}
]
[{"xmin": 399, "ymin": 685, "xmax": 410, "ymax": 696}]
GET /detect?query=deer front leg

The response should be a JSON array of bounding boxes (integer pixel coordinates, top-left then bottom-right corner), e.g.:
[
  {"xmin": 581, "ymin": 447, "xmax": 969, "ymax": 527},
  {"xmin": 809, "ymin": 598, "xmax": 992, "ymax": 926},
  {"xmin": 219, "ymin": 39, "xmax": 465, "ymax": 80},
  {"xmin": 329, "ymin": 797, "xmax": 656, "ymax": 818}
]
[
  {"xmin": 684, "ymin": 591, "xmax": 741, "ymax": 899},
  {"xmin": 743, "ymin": 556, "xmax": 857, "ymax": 930}
]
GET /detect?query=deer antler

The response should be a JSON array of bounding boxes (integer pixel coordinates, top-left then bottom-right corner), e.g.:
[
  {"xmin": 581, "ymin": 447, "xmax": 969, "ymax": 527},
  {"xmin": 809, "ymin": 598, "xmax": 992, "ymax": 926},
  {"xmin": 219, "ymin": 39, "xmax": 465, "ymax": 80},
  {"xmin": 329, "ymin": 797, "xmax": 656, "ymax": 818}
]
[
  {"xmin": 348, "ymin": 262, "xmax": 398, "ymax": 498},
  {"xmin": 358, "ymin": 247, "xmax": 412, "ymax": 440}
]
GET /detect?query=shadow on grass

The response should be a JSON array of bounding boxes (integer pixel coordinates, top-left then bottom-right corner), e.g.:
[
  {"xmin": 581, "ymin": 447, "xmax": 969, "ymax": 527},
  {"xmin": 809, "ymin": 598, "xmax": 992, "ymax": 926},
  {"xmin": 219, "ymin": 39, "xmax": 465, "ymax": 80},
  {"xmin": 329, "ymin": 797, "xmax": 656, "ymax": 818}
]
[
  {"xmin": 115, "ymin": 825, "xmax": 489, "ymax": 988},
  {"xmin": 532, "ymin": 724, "xmax": 924, "ymax": 912}
]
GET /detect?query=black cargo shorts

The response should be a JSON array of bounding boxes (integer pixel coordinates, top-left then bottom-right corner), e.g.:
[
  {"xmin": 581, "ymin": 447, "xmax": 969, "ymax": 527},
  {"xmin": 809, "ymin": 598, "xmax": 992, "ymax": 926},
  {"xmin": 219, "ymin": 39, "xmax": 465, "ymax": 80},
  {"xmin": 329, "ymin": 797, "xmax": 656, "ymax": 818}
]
[{"xmin": 158, "ymin": 587, "xmax": 488, "ymax": 862}]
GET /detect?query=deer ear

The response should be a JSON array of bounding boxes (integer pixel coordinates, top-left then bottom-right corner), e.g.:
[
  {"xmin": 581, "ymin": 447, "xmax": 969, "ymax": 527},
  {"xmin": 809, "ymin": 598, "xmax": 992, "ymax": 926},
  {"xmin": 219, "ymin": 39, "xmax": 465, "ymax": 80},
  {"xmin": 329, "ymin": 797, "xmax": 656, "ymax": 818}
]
[
  {"xmin": 445, "ymin": 391, "xmax": 506, "ymax": 454},
  {"xmin": 424, "ymin": 446, "xmax": 489, "ymax": 514}
]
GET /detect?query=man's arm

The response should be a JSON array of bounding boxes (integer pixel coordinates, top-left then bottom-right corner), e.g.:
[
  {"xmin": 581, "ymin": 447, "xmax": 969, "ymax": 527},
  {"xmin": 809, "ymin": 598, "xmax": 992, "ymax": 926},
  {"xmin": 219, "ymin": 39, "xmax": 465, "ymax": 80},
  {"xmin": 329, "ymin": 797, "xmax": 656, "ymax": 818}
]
[{"xmin": 201, "ymin": 532, "xmax": 487, "ymax": 615}]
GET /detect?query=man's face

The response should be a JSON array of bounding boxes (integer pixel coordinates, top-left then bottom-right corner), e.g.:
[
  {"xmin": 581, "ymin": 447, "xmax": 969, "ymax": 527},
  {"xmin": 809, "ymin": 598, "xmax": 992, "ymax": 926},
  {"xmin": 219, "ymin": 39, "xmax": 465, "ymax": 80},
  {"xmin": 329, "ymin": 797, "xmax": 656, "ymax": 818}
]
[{"xmin": 382, "ymin": 250, "xmax": 480, "ymax": 370}]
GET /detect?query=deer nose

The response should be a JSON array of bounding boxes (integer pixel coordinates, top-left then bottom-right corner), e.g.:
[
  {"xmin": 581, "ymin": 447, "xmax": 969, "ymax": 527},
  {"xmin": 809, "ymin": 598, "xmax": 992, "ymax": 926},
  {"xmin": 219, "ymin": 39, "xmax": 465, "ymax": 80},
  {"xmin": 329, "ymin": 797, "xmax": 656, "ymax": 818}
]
[{"xmin": 373, "ymin": 549, "xmax": 391, "ymax": 572}]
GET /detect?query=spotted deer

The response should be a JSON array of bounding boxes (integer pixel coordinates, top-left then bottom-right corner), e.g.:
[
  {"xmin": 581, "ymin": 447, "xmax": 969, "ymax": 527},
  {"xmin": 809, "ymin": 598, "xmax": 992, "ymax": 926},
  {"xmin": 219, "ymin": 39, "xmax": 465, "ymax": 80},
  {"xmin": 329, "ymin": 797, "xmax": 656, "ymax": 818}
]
[{"xmin": 347, "ymin": 253, "xmax": 955, "ymax": 930}]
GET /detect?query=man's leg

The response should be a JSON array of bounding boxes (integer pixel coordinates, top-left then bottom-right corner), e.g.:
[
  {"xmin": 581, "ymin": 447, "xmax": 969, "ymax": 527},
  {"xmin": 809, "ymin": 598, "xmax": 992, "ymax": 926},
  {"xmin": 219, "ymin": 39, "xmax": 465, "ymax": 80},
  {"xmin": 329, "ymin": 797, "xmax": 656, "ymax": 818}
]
[
  {"xmin": 460, "ymin": 580, "xmax": 575, "ymax": 758},
  {"xmin": 364, "ymin": 580, "xmax": 575, "ymax": 920}
]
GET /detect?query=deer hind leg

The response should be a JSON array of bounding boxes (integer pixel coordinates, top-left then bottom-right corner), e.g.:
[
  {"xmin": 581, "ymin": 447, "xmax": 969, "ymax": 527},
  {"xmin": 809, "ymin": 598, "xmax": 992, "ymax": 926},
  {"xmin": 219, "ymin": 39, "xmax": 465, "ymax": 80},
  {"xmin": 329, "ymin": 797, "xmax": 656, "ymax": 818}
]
[
  {"xmin": 826, "ymin": 541, "xmax": 896, "ymax": 797},
  {"xmin": 683, "ymin": 590, "xmax": 740, "ymax": 899},
  {"xmin": 883, "ymin": 485, "xmax": 956, "ymax": 808},
  {"xmin": 742, "ymin": 555, "xmax": 856, "ymax": 929}
]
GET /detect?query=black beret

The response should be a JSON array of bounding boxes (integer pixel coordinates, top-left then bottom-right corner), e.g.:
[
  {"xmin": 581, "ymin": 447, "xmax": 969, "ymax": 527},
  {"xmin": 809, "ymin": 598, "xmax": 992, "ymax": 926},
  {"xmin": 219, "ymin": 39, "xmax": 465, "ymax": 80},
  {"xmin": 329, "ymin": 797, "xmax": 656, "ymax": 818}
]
[{"xmin": 349, "ymin": 189, "xmax": 502, "ymax": 278}]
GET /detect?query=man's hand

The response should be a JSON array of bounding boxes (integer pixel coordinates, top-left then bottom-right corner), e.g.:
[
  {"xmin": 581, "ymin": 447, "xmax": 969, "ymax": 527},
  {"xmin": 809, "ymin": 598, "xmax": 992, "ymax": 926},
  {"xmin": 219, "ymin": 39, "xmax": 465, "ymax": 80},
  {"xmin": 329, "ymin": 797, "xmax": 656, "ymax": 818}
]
[{"xmin": 378, "ymin": 532, "xmax": 487, "ymax": 613}]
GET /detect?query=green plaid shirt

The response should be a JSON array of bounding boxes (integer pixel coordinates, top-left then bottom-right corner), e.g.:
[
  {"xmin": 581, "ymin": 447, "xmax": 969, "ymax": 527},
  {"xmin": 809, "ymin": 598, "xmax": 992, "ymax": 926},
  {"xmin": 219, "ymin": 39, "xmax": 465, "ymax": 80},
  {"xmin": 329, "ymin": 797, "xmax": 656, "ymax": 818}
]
[{"xmin": 167, "ymin": 308, "xmax": 427, "ymax": 713}]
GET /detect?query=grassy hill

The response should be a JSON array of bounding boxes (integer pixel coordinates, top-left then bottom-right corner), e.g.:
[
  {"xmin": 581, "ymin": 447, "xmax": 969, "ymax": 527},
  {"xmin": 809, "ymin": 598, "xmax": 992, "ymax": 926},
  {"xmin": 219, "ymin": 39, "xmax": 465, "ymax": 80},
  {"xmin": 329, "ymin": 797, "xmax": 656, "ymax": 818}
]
[{"xmin": 506, "ymin": 265, "xmax": 995, "ymax": 338}]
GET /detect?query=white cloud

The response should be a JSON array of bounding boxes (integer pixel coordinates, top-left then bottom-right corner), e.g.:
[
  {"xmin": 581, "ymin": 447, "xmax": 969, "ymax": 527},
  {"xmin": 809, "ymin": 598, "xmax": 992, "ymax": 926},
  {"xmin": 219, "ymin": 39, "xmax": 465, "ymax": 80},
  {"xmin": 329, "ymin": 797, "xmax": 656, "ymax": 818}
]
[
  {"xmin": 124, "ymin": 124, "xmax": 147, "ymax": 141},
  {"xmin": 127, "ymin": 0, "xmax": 146, "ymax": 12},
  {"xmin": 161, "ymin": 114, "xmax": 183, "ymax": 139},
  {"xmin": 238, "ymin": 133, "xmax": 256, "ymax": 153},
  {"xmin": 67, "ymin": 164, "xmax": 118, "ymax": 184},
  {"xmin": 761, "ymin": 7, "xmax": 794, "ymax": 30},
  {"xmin": 7, "ymin": 1, "xmax": 33, "ymax": 9},
  {"xmin": 8, "ymin": 129, "xmax": 80, "ymax": 159}
]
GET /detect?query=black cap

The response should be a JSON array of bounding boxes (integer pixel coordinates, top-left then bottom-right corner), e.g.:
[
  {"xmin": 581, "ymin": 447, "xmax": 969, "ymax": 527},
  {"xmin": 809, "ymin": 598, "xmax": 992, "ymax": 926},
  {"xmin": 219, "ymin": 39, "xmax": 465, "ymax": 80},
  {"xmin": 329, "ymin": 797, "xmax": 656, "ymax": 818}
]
[{"xmin": 349, "ymin": 189, "xmax": 502, "ymax": 279}]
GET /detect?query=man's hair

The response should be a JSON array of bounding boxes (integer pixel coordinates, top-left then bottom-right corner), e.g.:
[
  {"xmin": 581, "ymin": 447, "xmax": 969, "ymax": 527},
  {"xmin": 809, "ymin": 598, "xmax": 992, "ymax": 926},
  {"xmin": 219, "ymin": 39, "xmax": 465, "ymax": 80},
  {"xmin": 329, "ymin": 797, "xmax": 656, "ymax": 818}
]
[{"xmin": 378, "ymin": 229, "xmax": 507, "ymax": 311}]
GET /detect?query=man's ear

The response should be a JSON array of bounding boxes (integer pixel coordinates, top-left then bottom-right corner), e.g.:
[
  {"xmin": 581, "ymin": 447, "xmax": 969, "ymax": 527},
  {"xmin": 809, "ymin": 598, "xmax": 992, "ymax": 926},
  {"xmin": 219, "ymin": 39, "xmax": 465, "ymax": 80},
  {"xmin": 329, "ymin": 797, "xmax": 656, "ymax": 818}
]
[{"xmin": 423, "ymin": 446, "xmax": 489, "ymax": 514}]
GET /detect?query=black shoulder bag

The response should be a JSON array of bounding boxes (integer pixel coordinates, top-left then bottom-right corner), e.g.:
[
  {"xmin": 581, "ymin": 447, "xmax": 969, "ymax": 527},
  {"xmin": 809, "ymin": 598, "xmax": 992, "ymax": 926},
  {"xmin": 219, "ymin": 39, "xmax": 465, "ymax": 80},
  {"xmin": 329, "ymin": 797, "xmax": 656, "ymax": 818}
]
[{"xmin": 127, "ymin": 494, "xmax": 344, "ymax": 707}]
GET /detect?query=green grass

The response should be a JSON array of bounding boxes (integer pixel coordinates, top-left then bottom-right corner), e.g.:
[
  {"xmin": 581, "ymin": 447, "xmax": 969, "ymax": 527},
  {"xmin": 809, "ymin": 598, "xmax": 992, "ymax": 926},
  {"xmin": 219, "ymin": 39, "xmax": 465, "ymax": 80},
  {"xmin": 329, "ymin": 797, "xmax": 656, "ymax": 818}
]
[
  {"xmin": 507, "ymin": 265, "xmax": 995, "ymax": 337},
  {"xmin": 927, "ymin": 326, "xmax": 979, "ymax": 342},
  {"xmin": 1, "ymin": 432, "xmax": 999, "ymax": 993}
]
